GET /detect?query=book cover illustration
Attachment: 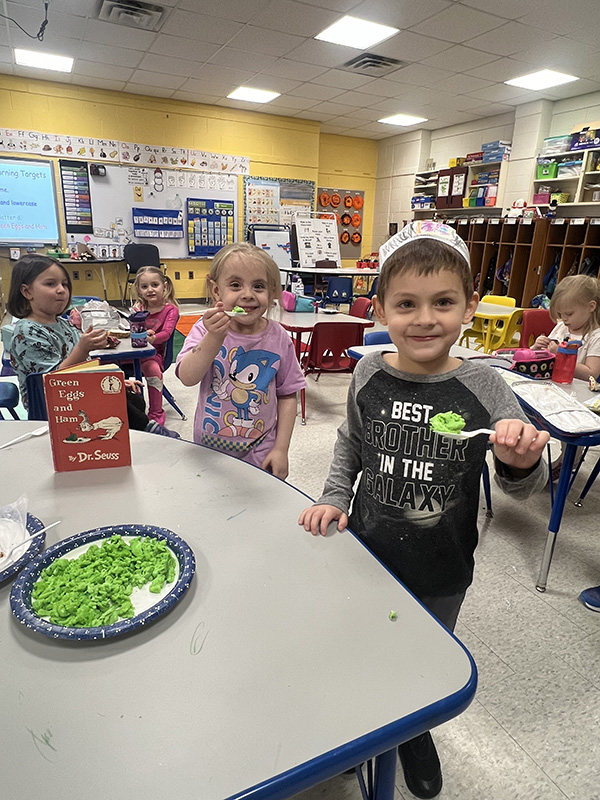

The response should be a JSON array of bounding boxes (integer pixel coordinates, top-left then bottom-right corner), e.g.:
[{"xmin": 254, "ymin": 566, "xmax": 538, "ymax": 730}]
[{"xmin": 43, "ymin": 361, "xmax": 132, "ymax": 472}]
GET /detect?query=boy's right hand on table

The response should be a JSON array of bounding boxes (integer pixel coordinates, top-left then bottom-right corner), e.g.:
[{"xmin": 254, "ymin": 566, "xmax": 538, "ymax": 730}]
[
  {"xmin": 299, "ymin": 504, "xmax": 348, "ymax": 536},
  {"xmin": 80, "ymin": 325, "xmax": 108, "ymax": 352},
  {"xmin": 203, "ymin": 302, "xmax": 230, "ymax": 338}
]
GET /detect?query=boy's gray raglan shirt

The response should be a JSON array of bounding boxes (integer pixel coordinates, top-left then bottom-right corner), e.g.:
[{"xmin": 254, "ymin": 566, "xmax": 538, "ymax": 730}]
[{"xmin": 317, "ymin": 354, "xmax": 547, "ymax": 597}]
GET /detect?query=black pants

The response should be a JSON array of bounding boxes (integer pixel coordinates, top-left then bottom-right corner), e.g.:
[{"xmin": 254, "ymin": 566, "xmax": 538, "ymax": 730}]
[
  {"xmin": 126, "ymin": 389, "xmax": 149, "ymax": 431},
  {"xmin": 419, "ymin": 592, "xmax": 466, "ymax": 633}
]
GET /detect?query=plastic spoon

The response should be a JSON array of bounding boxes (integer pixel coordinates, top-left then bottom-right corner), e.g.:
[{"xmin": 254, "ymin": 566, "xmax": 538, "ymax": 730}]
[
  {"xmin": 0, "ymin": 520, "xmax": 61, "ymax": 565},
  {"xmin": 0, "ymin": 425, "xmax": 49, "ymax": 451},
  {"xmin": 433, "ymin": 427, "xmax": 495, "ymax": 440}
]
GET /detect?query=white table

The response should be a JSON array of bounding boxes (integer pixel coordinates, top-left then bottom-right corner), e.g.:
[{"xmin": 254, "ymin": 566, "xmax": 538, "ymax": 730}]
[
  {"xmin": 91, "ymin": 337, "xmax": 156, "ymax": 383},
  {"xmin": 0, "ymin": 425, "xmax": 476, "ymax": 800}
]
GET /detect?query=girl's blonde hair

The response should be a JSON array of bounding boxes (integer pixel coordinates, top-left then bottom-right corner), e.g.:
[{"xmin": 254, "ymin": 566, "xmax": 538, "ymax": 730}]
[
  {"xmin": 550, "ymin": 275, "xmax": 600, "ymax": 334},
  {"xmin": 133, "ymin": 266, "xmax": 178, "ymax": 308},
  {"xmin": 208, "ymin": 242, "xmax": 282, "ymax": 305}
]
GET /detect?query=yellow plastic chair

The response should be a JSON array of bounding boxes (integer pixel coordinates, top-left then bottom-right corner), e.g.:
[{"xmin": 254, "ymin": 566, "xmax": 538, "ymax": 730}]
[
  {"xmin": 485, "ymin": 308, "xmax": 523, "ymax": 352},
  {"xmin": 460, "ymin": 295, "xmax": 516, "ymax": 351}
]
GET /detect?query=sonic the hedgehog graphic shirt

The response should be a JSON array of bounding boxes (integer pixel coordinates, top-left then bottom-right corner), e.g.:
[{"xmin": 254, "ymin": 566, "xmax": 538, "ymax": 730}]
[
  {"xmin": 316, "ymin": 355, "xmax": 547, "ymax": 597},
  {"xmin": 177, "ymin": 319, "xmax": 305, "ymax": 467}
]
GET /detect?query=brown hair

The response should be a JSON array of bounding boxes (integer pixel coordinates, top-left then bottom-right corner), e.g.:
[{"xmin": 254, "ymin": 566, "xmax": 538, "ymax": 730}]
[
  {"xmin": 376, "ymin": 239, "xmax": 473, "ymax": 307},
  {"xmin": 550, "ymin": 275, "xmax": 600, "ymax": 334},
  {"xmin": 208, "ymin": 242, "xmax": 282, "ymax": 304},
  {"xmin": 7, "ymin": 254, "xmax": 72, "ymax": 318},
  {"xmin": 133, "ymin": 266, "xmax": 179, "ymax": 308}
]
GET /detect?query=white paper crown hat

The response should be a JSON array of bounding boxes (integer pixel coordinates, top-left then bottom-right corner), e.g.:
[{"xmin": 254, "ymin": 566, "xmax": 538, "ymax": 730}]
[{"xmin": 379, "ymin": 221, "xmax": 471, "ymax": 269}]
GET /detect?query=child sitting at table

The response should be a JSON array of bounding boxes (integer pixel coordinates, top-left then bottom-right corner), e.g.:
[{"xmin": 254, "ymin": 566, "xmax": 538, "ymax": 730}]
[
  {"xmin": 132, "ymin": 266, "xmax": 180, "ymax": 425},
  {"xmin": 176, "ymin": 242, "xmax": 305, "ymax": 479},
  {"xmin": 7, "ymin": 254, "xmax": 178, "ymax": 437},
  {"xmin": 533, "ymin": 274, "xmax": 600, "ymax": 381},
  {"xmin": 298, "ymin": 222, "xmax": 549, "ymax": 800}
]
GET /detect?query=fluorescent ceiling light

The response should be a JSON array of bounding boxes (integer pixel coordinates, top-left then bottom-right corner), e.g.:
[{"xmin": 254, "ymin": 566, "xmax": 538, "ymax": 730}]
[
  {"xmin": 505, "ymin": 69, "xmax": 578, "ymax": 91},
  {"xmin": 227, "ymin": 87, "xmax": 280, "ymax": 103},
  {"xmin": 315, "ymin": 16, "xmax": 399, "ymax": 49},
  {"xmin": 14, "ymin": 48, "xmax": 73, "ymax": 72},
  {"xmin": 378, "ymin": 113, "xmax": 428, "ymax": 126}
]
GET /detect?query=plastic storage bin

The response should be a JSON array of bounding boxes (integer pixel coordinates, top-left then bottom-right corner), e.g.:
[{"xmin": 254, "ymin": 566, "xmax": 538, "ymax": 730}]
[
  {"xmin": 536, "ymin": 161, "xmax": 558, "ymax": 179},
  {"xmin": 557, "ymin": 160, "xmax": 583, "ymax": 177}
]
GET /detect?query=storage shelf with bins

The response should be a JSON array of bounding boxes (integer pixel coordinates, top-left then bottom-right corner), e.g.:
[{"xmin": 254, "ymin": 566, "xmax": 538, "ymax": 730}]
[
  {"xmin": 533, "ymin": 147, "xmax": 600, "ymax": 208},
  {"xmin": 412, "ymin": 159, "xmax": 508, "ymax": 217},
  {"xmin": 411, "ymin": 169, "xmax": 439, "ymax": 212}
]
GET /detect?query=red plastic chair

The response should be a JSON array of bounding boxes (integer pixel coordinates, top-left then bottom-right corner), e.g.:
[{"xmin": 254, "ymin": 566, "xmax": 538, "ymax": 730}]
[
  {"xmin": 349, "ymin": 297, "xmax": 372, "ymax": 319},
  {"xmin": 519, "ymin": 308, "xmax": 553, "ymax": 348},
  {"xmin": 300, "ymin": 322, "xmax": 365, "ymax": 423}
]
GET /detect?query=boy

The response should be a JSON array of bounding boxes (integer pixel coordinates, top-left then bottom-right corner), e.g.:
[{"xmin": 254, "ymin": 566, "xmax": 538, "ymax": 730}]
[{"xmin": 299, "ymin": 222, "xmax": 549, "ymax": 799}]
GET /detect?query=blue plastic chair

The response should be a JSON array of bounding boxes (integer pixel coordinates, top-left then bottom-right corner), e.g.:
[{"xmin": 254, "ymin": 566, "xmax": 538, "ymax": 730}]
[
  {"xmin": 162, "ymin": 330, "xmax": 186, "ymax": 420},
  {"xmin": 0, "ymin": 382, "xmax": 20, "ymax": 419},
  {"xmin": 364, "ymin": 330, "xmax": 392, "ymax": 346},
  {"xmin": 25, "ymin": 373, "xmax": 48, "ymax": 421},
  {"xmin": 320, "ymin": 276, "xmax": 353, "ymax": 310}
]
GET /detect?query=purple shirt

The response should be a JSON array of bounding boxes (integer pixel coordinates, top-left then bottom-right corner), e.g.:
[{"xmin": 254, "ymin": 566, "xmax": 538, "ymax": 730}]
[{"xmin": 176, "ymin": 318, "xmax": 305, "ymax": 468}]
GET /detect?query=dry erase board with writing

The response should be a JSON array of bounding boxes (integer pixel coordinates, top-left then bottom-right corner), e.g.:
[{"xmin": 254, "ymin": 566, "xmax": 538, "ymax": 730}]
[
  {"xmin": 85, "ymin": 163, "xmax": 237, "ymax": 257},
  {"xmin": 0, "ymin": 157, "xmax": 60, "ymax": 244}
]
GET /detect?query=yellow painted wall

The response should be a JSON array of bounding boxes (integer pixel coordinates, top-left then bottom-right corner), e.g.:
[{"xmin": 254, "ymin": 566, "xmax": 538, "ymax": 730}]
[{"xmin": 0, "ymin": 75, "xmax": 377, "ymax": 309}]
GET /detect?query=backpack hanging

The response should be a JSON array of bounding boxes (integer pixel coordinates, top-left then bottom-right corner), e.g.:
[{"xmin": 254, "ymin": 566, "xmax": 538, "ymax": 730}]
[{"xmin": 543, "ymin": 254, "xmax": 560, "ymax": 297}]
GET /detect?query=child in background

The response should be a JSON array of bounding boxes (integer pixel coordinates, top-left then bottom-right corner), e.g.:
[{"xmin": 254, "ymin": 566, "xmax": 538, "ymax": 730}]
[
  {"xmin": 299, "ymin": 222, "xmax": 549, "ymax": 800},
  {"xmin": 132, "ymin": 266, "xmax": 179, "ymax": 425},
  {"xmin": 533, "ymin": 274, "xmax": 600, "ymax": 381},
  {"xmin": 176, "ymin": 243, "xmax": 305, "ymax": 479},
  {"xmin": 8, "ymin": 254, "xmax": 178, "ymax": 437}
]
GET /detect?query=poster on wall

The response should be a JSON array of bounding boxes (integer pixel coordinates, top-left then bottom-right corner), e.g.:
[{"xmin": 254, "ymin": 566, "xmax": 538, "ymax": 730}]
[
  {"xmin": 294, "ymin": 216, "xmax": 341, "ymax": 269},
  {"xmin": 187, "ymin": 198, "xmax": 235, "ymax": 257},
  {"xmin": 243, "ymin": 176, "xmax": 315, "ymax": 235},
  {"xmin": 59, "ymin": 160, "xmax": 93, "ymax": 234},
  {"xmin": 245, "ymin": 179, "xmax": 280, "ymax": 226},
  {"xmin": 132, "ymin": 208, "xmax": 184, "ymax": 239},
  {"xmin": 317, "ymin": 187, "xmax": 364, "ymax": 259}
]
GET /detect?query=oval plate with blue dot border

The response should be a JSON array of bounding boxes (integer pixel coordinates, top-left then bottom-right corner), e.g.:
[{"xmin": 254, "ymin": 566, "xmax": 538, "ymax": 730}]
[
  {"xmin": 0, "ymin": 514, "xmax": 46, "ymax": 585},
  {"xmin": 10, "ymin": 524, "xmax": 196, "ymax": 641}
]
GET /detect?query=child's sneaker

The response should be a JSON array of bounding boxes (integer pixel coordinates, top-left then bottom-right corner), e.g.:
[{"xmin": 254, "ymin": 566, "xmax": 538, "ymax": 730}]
[
  {"xmin": 145, "ymin": 421, "xmax": 181, "ymax": 439},
  {"xmin": 579, "ymin": 585, "xmax": 600, "ymax": 611}
]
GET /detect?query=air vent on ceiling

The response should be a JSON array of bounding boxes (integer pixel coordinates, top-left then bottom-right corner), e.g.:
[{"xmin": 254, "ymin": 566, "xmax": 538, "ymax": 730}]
[
  {"xmin": 340, "ymin": 53, "xmax": 407, "ymax": 78},
  {"xmin": 97, "ymin": 0, "xmax": 167, "ymax": 31}
]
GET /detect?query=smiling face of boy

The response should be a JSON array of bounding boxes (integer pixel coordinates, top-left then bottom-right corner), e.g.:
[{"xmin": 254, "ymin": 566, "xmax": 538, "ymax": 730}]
[{"xmin": 373, "ymin": 267, "xmax": 478, "ymax": 375}]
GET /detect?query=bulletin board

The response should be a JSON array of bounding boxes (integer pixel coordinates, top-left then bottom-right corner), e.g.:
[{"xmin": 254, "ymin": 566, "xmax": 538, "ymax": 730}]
[
  {"xmin": 79, "ymin": 163, "xmax": 238, "ymax": 258},
  {"xmin": 243, "ymin": 176, "xmax": 314, "ymax": 235},
  {"xmin": 317, "ymin": 187, "xmax": 364, "ymax": 258}
]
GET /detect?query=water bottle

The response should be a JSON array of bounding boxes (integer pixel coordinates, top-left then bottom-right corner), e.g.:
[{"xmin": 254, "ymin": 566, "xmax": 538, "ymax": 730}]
[
  {"xmin": 551, "ymin": 339, "xmax": 581, "ymax": 383},
  {"xmin": 129, "ymin": 310, "xmax": 150, "ymax": 348},
  {"xmin": 292, "ymin": 274, "xmax": 304, "ymax": 296}
]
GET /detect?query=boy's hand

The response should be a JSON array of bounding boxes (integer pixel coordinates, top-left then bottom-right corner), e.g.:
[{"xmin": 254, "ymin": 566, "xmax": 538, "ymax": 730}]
[
  {"xmin": 125, "ymin": 378, "xmax": 143, "ymax": 394},
  {"xmin": 261, "ymin": 447, "xmax": 289, "ymax": 480},
  {"xmin": 299, "ymin": 504, "xmax": 348, "ymax": 536},
  {"xmin": 203, "ymin": 303, "xmax": 230, "ymax": 338},
  {"xmin": 80, "ymin": 325, "xmax": 108, "ymax": 353},
  {"xmin": 491, "ymin": 419, "xmax": 550, "ymax": 471}
]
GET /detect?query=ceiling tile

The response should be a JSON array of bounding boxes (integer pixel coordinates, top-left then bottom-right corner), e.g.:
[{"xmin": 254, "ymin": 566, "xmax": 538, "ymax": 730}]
[
  {"xmin": 469, "ymin": 102, "xmax": 517, "ymax": 116},
  {"xmin": 207, "ymin": 48, "xmax": 279, "ymax": 74},
  {"xmin": 161, "ymin": 11, "xmax": 244, "ymax": 44},
  {"xmin": 172, "ymin": 90, "xmax": 223, "ymax": 105},
  {"xmin": 13, "ymin": 65, "xmax": 73, "ymax": 83},
  {"xmin": 137, "ymin": 53, "xmax": 204, "ymax": 77},
  {"xmin": 410, "ymin": 5, "xmax": 506, "ymax": 43},
  {"xmin": 0, "ymin": 46, "xmax": 11, "ymax": 63},
  {"xmin": 334, "ymin": 89, "xmax": 387, "ymax": 106},
  {"xmin": 326, "ymin": 115, "xmax": 365, "ymax": 129},
  {"xmin": 434, "ymin": 74, "xmax": 493, "ymax": 95},
  {"xmin": 248, "ymin": 0, "xmax": 339, "ymax": 37},
  {"xmin": 567, "ymin": 26, "xmax": 600, "ymax": 48},
  {"xmin": 123, "ymin": 84, "xmax": 176, "ymax": 98},
  {"xmin": 511, "ymin": 37, "xmax": 599, "ymax": 79},
  {"xmin": 285, "ymin": 39, "xmax": 362, "ymax": 69},
  {"xmin": 347, "ymin": 0, "xmax": 453, "ymax": 29},
  {"xmin": 368, "ymin": 98, "xmax": 418, "ymax": 114},
  {"xmin": 73, "ymin": 76, "xmax": 127, "ymax": 92},
  {"xmin": 420, "ymin": 44, "xmax": 499, "ymax": 72},
  {"xmin": 466, "ymin": 84, "xmax": 534, "ymax": 103},
  {"xmin": 246, "ymin": 75, "xmax": 303, "ymax": 93},
  {"xmin": 295, "ymin": 0, "xmax": 358, "ymax": 10},
  {"xmin": 459, "ymin": 0, "xmax": 529, "ymax": 17},
  {"xmin": 464, "ymin": 57, "xmax": 536, "ymax": 83},
  {"xmin": 383, "ymin": 63, "xmax": 449, "ymax": 88},
  {"xmin": 179, "ymin": 77, "xmax": 239, "ymax": 95},
  {"xmin": 215, "ymin": 97, "xmax": 268, "ymax": 111},
  {"xmin": 288, "ymin": 83, "xmax": 343, "ymax": 100},
  {"xmin": 72, "ymin": 60, "xmax": 134, "ymax": 82},
  {"xmin": 9, "ymin": 31, "xmax": 82, "ymax": 59},
  {"xmin": 78, "ymin": 42, "xmax": 144, "ymax": 68},
  {"xmin": 311, "ymin": 69, "xmax": 375, "ymax": 90},
  {"xmin": 352, "ymin": 78, "xmax": 413, "ymax": 99},
  {"xmin": 227, "ymin": 26, "xmax": 306, "ymax": 57},
  {"xmin": 5, "ymin": 2, "xmax": 87, "ymax": 38},
  {"xmin": 260, "ymin": 58, "xmax": 329, "ymax": 81},
  {"xmin": 128, "ymin": 71, "xmax": 186, "ymax": 89},
  {"xmin": 294, "ymin": 109, "xmax": 336, "ymax": 121},
  {"xmin": 252, "ymin": 105, "xmax": 299, "ymax": 118},
  {"xmin": 464, "ymin": 22, "xmax": 557, "ymax": 56},
  {"xmin": 84, "ymin": 19, "xmax": 157, "ymax": 50},
  {"xmin": 177, "ymin": 0, "xmax": 270, "ymax": 23},
  {"xmin": 308, "ymin": 102, "xmax": 361, "ymax": 116},
  {"xmin": 194, "ymin": 63, "xmax": 259, "ymax": 85},
  {"xmin": 267, "ymin": 94, "xmax": 318, "ymax": 110},
  {"xmin": 371, "ymin": 29, "xmax": 452, "ymax": 61},
  {"xmin": 149, "ymin": 35, "xmax": 220, "ymax": 62},
  {"xmin": 542, "ymin": 78, "xmax": 600, "ymax": 100},
  {"xmin": 518, "ymin": 2, "xmax": 596, "ymax": 35}
]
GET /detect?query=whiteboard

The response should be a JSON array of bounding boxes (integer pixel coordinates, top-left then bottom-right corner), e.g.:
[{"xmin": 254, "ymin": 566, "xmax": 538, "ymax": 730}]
[
  {"xmin": 0, "ymin": 157, "xmax": 60, "ymax": 244},
  {"xmin": 84, "ymin": 163, "xmax": 238, "ymax": 258}
]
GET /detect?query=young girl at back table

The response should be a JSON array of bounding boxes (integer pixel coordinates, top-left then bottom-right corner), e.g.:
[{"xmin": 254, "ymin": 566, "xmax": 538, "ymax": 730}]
[
  {"xmin": 533, "ymin": 274, "xmax": 600, "ymax": 381},
  {"xmin": 132, "ymin": 266, "xmax": 179, "ymax": 425},
  {"xmin": 8, "ymin": 254, "xmax": 178, "ymax": 437},
  {"xmin": 176, "ymin": 243, "xmax": 305, "ymax": 479}
]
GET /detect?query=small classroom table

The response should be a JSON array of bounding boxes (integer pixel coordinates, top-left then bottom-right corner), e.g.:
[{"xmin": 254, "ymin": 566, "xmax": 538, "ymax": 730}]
[
  {"xmin": 272, "ymin": 307, "xmax": 374, "ymax": 360},
  {"xmin": 473, "ymin": 302, "xmax": 522, "ymax": 354},
  {"xmin": 280, "ymin": 266, "xmax": 379, "ymax": 292},
  {"xmin": 91, "ymin": 337, "xmax": 156, "ymax": 383},
  {"xmin": 0, "ymin": 425, "xmax": 477, "ymax": 800}
]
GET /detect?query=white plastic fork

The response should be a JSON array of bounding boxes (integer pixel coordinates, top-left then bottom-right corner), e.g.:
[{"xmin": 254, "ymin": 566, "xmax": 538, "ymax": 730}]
[
  {"xmin": 0, "ymin": 425, "xmax": 49, "ymax": 450},
  {"xmin": 433, "ymin": 427, "xmax": 495, "ymax": 440},
  {"xmin": 0, "ymin": 520, "xmax": 61, "ymax": 565}
]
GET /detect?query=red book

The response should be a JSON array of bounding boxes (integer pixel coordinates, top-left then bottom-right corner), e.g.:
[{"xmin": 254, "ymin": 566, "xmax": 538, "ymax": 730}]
[{"xmin": 43, "ymin": 360, "xmax": 131, "ymax": 472}]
